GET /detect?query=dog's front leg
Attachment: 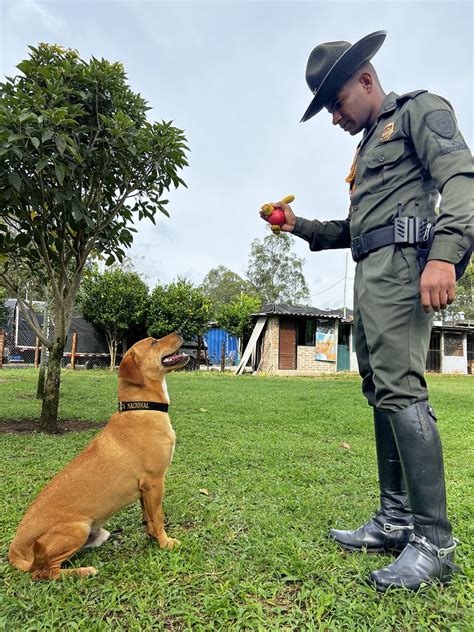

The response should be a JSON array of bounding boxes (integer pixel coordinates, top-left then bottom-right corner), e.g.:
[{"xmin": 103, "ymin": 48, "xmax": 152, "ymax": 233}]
[{"xmin": 139, "ymin": 478, "xmax": 180, "ymax": 549}]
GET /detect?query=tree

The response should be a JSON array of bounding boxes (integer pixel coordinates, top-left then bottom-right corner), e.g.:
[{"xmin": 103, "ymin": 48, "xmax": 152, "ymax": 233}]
[
  {"xmin": 147, "ymin": 277, "xmax": 210, "ymax": 340},
  {"xmin": 0, "ymin": 44, "xmax": 188, "ymax": 432},
  {"xmin": 78, "ymin": 266, "xmax": 149, "ymax": 369},
  {"xmin": 0, "ymin": 286, "xmax": 7, "ymax": 327},
  {"xmin": 215, "ymin": 293, "xmax": 261, "ymax": 354},
  {"xmin": 443, "ymin": 258, "xmax": 473, "ymax": 320},
  {"xmin": 246, "ymin": 233, "xmax": 310, "ymax": 305},
  {"xmin": 200, "ymin": 265, "xmax": 258, "ymax": 317}
]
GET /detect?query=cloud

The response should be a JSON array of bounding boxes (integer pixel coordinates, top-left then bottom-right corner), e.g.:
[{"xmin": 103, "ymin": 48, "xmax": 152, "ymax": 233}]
[{"xmin": 5, "ymin": 0, "xmax": 66, "ymax": 32}]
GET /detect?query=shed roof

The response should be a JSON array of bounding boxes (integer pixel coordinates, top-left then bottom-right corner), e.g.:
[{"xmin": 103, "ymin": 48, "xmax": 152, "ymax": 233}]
[{"xmin": 253, "ymin": 303, "xmax": 353, "ymax": 321}]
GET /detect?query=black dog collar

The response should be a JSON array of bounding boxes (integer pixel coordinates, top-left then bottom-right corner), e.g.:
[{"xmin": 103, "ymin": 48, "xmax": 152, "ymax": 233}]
[{"xmin": 118, "ymin": 401, "xmax": 169, "ymax": 413}]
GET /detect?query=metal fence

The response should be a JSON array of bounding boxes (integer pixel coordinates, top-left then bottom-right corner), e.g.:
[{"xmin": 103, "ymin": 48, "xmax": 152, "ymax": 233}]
[
  {"xmin": 1, "ymin": 300, "xmax": 110, "ymax": 369},
  {"xmin": 1, "ymin": 300, "xmax": 212, "ymax": 371}
]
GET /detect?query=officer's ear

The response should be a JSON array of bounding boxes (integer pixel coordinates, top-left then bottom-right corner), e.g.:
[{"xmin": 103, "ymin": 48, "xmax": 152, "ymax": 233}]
[{"xmin": 359, "ymin": 72, "xmax": 373, "ymax": 93}]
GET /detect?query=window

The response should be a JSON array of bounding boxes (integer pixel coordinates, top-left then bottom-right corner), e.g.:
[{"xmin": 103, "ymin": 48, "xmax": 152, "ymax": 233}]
[
  {"xmin": 444, "ymin": 333, "xmax": 463, "ymax": 357},
  {"xmin": 297, "ymin": 319, "xmax": 316, "ymax": 346}
]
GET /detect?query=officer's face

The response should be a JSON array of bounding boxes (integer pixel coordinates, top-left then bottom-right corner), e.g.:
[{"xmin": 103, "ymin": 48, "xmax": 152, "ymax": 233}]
[{"xmin": 326, "ymin": 77, "xmax": 372, "ymax": 135}]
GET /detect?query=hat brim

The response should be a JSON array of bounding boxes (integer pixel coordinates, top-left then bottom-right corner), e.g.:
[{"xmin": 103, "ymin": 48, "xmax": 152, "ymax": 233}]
[{"xmin": 300, "ymin": 30, "xmax": 387, "ymax": 123}]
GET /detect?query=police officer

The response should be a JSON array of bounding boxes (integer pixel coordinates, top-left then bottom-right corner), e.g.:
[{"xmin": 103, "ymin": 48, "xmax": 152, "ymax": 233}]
[{"xmin": 260, "ymin": 31, "xmax": 473, "ymax": 591}]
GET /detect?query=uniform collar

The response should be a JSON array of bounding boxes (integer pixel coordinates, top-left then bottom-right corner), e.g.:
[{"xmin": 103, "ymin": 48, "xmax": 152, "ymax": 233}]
[
  {"xmin": 359, "ymin": 92, "xmax": 400, "ymax": 151},
  {"xmin": 379, "ymin": 91, "xmax": 399, "ymax": 117}
]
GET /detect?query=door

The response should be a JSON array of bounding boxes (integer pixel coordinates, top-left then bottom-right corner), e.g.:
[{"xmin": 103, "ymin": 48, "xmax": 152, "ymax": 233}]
[
  {"xmin": 337, "ymin": 323, "xmax": 351, "ymax": 371},
  {"xmin": 279, "ymin": 318, "xmax": 296, "ymax": 370},
  {"xmin": 426, "ymin": 330, "xmax": 441, "ymax": 372}
]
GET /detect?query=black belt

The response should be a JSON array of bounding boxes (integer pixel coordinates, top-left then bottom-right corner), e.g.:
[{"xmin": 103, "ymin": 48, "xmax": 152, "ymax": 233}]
[{"xmin": 351, "ymin": 216, "xmax": 433, "ymax": 262}]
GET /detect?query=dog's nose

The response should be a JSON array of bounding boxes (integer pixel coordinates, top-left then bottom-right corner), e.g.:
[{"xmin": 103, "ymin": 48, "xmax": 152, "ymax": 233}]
[{"xmin": 175, "ymin": 331, "xmax": 182, "ymax": 337}]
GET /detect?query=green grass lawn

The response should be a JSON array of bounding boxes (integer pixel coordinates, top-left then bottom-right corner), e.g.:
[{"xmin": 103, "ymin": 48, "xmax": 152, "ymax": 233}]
[{"xmin": 0, "ymin": 369, "xmax": 473, "ymax": 631}]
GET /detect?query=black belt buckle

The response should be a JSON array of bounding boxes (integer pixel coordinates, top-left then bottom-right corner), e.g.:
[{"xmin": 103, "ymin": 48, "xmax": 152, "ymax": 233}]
[{"xmin": 351, "ymin": 233, "xmax": 368, "ymax": 262}]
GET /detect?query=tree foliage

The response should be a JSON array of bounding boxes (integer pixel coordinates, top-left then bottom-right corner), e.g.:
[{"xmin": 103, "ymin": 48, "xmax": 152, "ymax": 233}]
[
  {"xmin": 444, "ymin": 258, "xmax": 473, "ymax": 320},
  {"xmin": 246, "ymin": 233, "xmax": 310, "ymax": 305},
  {"xmin": 147, "ymin": 277, "xmax": 210, "ymax": 341},
  {"xmin": 200, "ymin": 265, "xmax": 258, "ymax": 317},
  {"xmin": 0, "ymin": 43, "xmax": 188, "ymax": 431},
  {"xmin": 78, "ymin": 266, "xmax": 149, "ymax": 369},
  {"xmin": 215, "ymin": 293, "xmax": 261, "ymax": 350}
]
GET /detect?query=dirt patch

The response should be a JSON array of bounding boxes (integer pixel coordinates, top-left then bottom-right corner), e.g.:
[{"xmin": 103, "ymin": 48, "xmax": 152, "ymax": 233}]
[{"xmin": 0, "ymin": 419, "xmax": 106, "ymax": 434}]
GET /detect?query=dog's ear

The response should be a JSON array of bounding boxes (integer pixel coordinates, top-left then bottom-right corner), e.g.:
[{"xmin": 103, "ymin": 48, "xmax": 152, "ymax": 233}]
[{"xmin": 118, "ymin": 350, "xmax": 144, "ymax": 385}]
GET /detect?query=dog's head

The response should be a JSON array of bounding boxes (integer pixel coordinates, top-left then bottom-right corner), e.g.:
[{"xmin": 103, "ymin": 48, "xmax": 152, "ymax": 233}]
[{"xmin": 118, "ymin": 334, "xmax": 189, "ymax": 386}]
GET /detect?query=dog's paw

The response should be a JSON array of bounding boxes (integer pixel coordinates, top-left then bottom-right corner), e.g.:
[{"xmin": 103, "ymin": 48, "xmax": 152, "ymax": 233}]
[
  {"xmin": 76, "ymin": 566, "xmax": 98, "ymax": 577},
  {"xmin": 160, "ymin": 537, "xmax": 181, "ymax": 550}
]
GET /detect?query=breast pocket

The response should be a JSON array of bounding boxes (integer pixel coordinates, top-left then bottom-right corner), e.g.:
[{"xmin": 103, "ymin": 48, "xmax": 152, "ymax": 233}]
[{"xmin": 361, "ymin": 140, "xmax": 405, "ymax": 193}]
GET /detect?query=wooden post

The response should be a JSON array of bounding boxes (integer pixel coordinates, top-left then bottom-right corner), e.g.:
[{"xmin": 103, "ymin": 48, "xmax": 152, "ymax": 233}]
[
  {"xmin": 34, "ymin": 337, "xmax": 40, "ymax": 368},
  {"xmin": 71, "ymin": 331, "xmax": 77, "ymax": 370},
  {"xmin": 197, "ymin": 335, "xmax": 202, "ymax": 368},
  {"xmin": 0, "ymin": 330, "xmax": 4, "ymax": 369},
  {"xmin": 220, "ymin": 340, "xmax": 226, "ymax": 372}
]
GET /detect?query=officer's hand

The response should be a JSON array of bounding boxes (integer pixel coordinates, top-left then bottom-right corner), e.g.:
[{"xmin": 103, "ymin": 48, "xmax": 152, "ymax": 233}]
[
  {"xmin": 259, "ymin": 200, "xmax": 296, "ymax": 232},
  {"xmin": 420, "ymin": 260, "xmax": 456, "ymax": 313}
]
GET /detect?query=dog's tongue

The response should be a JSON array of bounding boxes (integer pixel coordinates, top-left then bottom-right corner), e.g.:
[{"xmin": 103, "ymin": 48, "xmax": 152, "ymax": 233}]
[{"xmin": 162, "ymin": 353, "xmax": 186, "ymax": 366}]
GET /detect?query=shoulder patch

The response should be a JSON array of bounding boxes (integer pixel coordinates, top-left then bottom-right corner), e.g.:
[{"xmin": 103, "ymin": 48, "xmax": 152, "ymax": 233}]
[{"xmin": 424, "ymin": 110, "xmax": 456, "ymax": 139}]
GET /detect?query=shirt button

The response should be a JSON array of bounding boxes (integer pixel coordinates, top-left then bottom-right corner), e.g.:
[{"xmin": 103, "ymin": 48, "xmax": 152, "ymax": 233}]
[
  {"xmin": 356, "ymin": 179, "xmax": 361, "ymax": 185},
  {"xmin": 379, "ymin": 156, "xmax": 385, "ymax": 162},
  {"xmin": 352, "ymin": 206, "xmax": 359, "ymax": 211}
]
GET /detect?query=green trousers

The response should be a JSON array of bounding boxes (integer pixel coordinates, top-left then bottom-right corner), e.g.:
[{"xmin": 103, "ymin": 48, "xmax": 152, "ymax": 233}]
[{"xmin": 353, "ymin": 245, "xmax": 434, "ymax": 412}]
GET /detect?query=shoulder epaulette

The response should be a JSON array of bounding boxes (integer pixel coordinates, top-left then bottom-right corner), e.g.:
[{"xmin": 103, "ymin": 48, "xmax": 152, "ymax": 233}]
[{"xmin": 397, "ymin": 89, "xmax": 428, "ymax": 104}]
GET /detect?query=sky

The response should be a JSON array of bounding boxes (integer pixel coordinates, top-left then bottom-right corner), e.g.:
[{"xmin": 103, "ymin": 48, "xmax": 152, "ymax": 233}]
[{"xmin": 1, "ymin": 0, "xmax": 473, "ymax": 309}]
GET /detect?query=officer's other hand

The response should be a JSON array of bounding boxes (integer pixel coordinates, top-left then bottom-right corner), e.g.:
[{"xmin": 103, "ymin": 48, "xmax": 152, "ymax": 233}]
[
  {"xmin": 259, "ymin": 201, "xmax": 297, "ymax": 232},
  {"xmin": 420, "ymin": 260, "xmax": 456, "ymax": 313}
]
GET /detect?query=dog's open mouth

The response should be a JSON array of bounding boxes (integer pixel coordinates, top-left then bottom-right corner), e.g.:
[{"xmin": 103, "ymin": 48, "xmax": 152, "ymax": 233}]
[{"xmin": 161, "ymin": 352, "xmax": 189, "ymax": 368}]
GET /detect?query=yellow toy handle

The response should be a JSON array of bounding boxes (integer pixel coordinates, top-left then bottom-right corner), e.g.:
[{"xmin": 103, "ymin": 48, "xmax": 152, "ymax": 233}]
[
  {"xmin": 261, "ymin": 194, "xmax": 295, "ymax": 217},
  {"xmin": 261, "ymin": 195, "xmax": 295, "ymax": 234}
]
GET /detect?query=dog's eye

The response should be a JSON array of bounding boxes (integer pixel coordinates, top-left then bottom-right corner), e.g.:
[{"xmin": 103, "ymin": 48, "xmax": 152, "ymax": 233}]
[{"xmin": 150, "ymin": 339, "xmax": 158, "ymax": 346}]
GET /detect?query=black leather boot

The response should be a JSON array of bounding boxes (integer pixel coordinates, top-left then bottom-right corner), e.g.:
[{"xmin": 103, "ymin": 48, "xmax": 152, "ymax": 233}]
[
  {"xmin": 330, "ymin": 409, "xmax": 413, "ymax": 553},
  {"xmin": 369, "ymin": 402, "xmax": 460, "ymax": 591}
]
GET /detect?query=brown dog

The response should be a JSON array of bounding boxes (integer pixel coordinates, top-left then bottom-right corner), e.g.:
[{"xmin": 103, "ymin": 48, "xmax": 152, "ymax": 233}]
[{"xmin": 8, "ymin": 334, "xmax": 188, "ymax": 580}]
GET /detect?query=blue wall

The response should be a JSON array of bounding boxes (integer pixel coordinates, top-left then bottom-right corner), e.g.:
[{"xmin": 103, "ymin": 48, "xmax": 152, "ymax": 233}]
[{"xmin": 203, "ymin": 328, "xmax": 239, "ymax": 365}]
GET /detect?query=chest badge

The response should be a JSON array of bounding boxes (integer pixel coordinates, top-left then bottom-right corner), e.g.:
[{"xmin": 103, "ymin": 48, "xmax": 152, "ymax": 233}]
[{"xmin": 380, "ymin": 122, "xmax": 395, "ymax": 142}]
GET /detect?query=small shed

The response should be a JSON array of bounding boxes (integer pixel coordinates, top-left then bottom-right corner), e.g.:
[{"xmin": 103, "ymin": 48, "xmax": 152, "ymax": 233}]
[
  {"xmin": 236, "ymin": 303, "xmax": 353, "ymax": 376},
  {"xmin": 427, "ymin": 320, "xmax": 474, "ymax": 374}
]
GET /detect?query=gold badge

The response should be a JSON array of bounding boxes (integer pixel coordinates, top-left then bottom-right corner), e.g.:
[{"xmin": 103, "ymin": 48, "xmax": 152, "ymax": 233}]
[{"xmin": 380, "ymin": 122, "xmax": 395, "ymax": 141}]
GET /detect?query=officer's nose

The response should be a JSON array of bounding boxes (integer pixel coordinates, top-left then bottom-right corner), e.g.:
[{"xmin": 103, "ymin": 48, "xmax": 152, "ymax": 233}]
[{"xmin": 332, "ymin": 111, "xmax": 342, "ymax": 126}]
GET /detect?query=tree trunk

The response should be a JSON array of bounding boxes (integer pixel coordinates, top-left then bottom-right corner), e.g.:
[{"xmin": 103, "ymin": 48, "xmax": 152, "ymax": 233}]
[
  {"xmin": 110, "ymin": 340, "xmax": 117, "ymax": 371},
  {"xmin": 39, "ymin": 339, "xmax": 65, "ymax": 433},
  {"xmin": 36, "ymin": 355, "xmax": 47, "ymax": 399},
  {"xmin": 106, "ymin": 332, "xmax": 118, "ymax": 370},
  {"xmin": 36, "ymin": 298, "xmax": 50, "ymax": 399}
]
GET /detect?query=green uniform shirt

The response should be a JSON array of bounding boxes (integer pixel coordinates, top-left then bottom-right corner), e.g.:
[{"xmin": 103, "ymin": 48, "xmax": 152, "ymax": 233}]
[{"xmin": 293, "ymin": 90, "xmax": 473, "ymax": 264}]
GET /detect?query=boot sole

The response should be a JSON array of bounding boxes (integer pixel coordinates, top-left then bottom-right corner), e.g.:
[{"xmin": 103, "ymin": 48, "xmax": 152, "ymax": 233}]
[
  {"xmin": 368, "ymin": 575, "xmax": 453, "ymax": 592},
  {"xmin": 334, "ymin": 542, "xmax": 404, "ymax": 555}
]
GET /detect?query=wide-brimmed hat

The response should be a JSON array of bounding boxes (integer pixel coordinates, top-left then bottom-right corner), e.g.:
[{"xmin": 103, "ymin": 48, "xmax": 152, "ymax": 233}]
[{"xmin": 300, "ymin": 30, "xmax": 387, "ymax": 123}]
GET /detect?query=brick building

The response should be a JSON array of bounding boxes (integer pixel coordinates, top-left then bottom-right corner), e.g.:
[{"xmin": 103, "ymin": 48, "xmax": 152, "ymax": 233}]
[{"xmin": 237, "ymin": 304, "xmax": 473, "ymax": 376}]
